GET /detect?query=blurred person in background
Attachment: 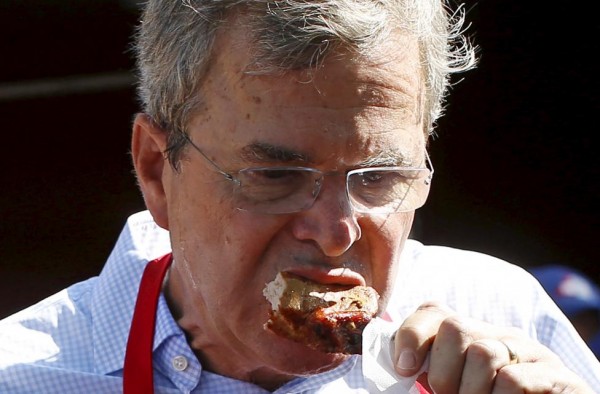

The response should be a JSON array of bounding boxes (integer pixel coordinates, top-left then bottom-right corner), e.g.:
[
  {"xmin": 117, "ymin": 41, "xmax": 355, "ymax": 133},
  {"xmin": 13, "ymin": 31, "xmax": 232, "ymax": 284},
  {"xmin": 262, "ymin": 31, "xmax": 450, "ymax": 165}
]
[{"xmin": 531, "ymin": 264, "xmax": 600, "ymax": 360}]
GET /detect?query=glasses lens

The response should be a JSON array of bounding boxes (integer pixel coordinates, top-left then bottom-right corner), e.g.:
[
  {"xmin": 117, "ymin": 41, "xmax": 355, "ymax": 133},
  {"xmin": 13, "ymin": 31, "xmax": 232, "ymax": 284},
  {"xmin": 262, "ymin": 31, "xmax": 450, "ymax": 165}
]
[
  {"xmin": 234, "ymin": 167, "xmax": 322, "ymax": 214},
  {"xmin": 347, "ymin": 168, "xmax": 431, "ymax": 213}
]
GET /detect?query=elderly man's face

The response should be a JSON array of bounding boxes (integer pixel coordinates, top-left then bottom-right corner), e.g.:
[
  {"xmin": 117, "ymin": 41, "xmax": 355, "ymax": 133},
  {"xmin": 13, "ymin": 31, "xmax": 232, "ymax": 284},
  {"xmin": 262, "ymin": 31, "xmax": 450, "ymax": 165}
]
[{"xmin": 150, "ymin": 26, "xmax": 426, "ymax": 387}]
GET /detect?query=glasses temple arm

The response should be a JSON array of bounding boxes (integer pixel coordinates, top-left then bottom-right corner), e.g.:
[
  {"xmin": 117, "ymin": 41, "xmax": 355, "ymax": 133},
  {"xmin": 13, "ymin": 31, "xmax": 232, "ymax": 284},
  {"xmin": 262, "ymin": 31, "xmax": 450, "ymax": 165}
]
[{"xmin": 182, "ymin": 133, "xmax": 237, "ymax": 183}]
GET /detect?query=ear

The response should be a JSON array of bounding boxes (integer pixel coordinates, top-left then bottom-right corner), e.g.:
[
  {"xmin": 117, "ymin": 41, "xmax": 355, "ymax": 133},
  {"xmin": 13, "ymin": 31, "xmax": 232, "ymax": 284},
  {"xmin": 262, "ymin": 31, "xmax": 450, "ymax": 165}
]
[{"xmin": 131, "ymin": 113, "xmax": 170, "ymax": 230}]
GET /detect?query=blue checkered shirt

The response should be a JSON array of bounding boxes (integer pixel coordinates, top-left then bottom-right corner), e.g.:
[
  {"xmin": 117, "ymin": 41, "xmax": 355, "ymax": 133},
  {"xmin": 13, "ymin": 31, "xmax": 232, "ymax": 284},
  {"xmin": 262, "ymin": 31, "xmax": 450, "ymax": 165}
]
[{"xmin": 1, "ymin": 210, "xmax": 599, "ymax": 393}]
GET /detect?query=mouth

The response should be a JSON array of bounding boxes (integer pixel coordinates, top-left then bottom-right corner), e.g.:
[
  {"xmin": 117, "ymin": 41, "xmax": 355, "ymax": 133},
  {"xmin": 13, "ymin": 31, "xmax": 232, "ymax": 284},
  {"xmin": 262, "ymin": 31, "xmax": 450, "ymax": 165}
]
[{"xmin": 284, "ymin": 267, "xmax": 367, "ymax": 287}]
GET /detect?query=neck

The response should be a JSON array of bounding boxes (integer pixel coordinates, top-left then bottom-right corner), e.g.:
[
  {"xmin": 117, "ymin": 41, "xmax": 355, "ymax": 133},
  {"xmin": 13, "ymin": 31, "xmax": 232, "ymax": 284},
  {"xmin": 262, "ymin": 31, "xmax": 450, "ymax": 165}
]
[{"xmin": 163, "ymin": 262, "xmax": 303, "ymax": 391}]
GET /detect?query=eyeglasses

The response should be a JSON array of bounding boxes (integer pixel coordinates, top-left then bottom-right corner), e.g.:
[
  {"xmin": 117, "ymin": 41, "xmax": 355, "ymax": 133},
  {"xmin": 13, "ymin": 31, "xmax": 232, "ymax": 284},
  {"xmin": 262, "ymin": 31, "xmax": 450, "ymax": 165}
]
[{"xmin": 183, "ymin": 134, "xmax": 434, "ymax": 215}]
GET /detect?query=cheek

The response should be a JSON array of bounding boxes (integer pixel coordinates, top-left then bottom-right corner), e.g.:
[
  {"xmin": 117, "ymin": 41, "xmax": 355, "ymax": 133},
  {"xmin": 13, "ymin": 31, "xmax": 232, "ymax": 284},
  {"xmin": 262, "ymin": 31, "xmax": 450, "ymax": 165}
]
[
  {"xmin": 172, "ymin": 195, "xmax": 287, "ymax": 291},
  {"xmin": 364, "ymin": 213, "xmax": 414, "ymax": 304},
  {"xmin": 171, "ymin": 208, "xmax": 289, "ymax": 323}
]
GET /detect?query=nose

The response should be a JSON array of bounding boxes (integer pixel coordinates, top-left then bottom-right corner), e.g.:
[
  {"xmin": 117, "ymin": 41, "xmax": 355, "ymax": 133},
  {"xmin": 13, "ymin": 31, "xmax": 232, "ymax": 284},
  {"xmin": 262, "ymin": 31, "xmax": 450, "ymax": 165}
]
[{"xmin": 291, "ymin": 176, "xmax": 362, "ymax": 257}]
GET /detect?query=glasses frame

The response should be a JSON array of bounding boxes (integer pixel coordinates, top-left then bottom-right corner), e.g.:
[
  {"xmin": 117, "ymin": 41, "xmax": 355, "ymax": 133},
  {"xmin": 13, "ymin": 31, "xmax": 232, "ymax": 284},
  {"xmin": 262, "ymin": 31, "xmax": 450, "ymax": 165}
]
[{"xmin": 182, "ymin": 133, "xmax": 434, "ymax": 214}]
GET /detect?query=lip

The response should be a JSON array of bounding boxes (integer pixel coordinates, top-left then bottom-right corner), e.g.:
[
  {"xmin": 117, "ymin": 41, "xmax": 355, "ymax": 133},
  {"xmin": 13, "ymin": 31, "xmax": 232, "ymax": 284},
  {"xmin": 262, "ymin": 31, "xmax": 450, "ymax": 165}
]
[{"xmin": 285, "ymin": 267, "xmax": 367, "ymax": 287}]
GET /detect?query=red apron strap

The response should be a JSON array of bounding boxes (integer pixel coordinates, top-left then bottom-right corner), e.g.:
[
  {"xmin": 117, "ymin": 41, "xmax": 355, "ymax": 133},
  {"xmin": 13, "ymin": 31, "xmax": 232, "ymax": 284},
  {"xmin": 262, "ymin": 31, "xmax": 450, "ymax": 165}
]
[
  {"xmin": 415, "ymin": 381, "xmax": 430, "ymax": 394},
  {"xmin": 123, "ymin": 253, "xmax": 173, "ymax": 394},
  {"xmin": 415, "ymin": 373, "xmax": 432, "ymax": 393}
]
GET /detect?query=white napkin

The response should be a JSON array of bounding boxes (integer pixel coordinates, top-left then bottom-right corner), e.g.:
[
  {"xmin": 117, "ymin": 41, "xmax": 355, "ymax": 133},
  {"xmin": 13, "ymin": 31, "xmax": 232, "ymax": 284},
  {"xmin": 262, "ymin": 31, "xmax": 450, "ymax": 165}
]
[{"xmin": 362, "ymin": 317, "xmax": 429, "ymax": 393}]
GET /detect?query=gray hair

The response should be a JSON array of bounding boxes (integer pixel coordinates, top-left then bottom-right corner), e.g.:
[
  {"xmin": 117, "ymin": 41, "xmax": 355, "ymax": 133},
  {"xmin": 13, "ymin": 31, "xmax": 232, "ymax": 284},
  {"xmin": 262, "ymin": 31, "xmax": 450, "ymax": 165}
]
[{"xmin": 134, "ymin": 0, "xmax": 477, "ymax": 167}]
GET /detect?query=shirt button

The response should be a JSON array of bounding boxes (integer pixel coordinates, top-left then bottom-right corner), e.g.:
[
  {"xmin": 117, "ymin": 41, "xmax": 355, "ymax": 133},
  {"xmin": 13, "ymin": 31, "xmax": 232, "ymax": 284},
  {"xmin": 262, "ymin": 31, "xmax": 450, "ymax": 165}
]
[{"xmin": 172, "ymin": 355, "xmax": 188, "ymax": 371}]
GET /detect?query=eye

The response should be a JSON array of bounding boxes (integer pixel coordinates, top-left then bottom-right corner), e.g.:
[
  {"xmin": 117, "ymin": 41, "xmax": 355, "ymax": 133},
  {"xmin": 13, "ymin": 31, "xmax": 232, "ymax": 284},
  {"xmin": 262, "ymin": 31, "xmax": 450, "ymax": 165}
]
[
  {"xmin": 258, "ymin": 169, "xmax": 302, "ymax": 180},
  {"xmin": 358, "ymin": 170, "xmax": 405, "ymax": 188},
  {"xmin": 349, "ymin": 169, "xmax": 416, "ymax": 203},
  {"xmin": 245, "ymin": 168, "xmax": 312, "ymax": 186},
  {"xmin": 236, "ymin": 167, "xmax": 319, "ymax": 205}
]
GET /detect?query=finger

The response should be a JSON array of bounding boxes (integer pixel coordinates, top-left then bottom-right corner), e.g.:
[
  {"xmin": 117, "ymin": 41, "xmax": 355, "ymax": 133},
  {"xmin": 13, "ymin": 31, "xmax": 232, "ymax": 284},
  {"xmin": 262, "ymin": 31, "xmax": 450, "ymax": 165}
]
[
  {"xmin": 393, "ymin": 302, "xmax": 455, "ymax": 377},
  {"xmin": 493, "ymin": 362, "xmax": 594, "ymax": 394},
  {"xmin": 427, "ymin": 320, "xmax": 526, "ymax": 392},
  {"xmin": 426, "ymin": 315, "xmax": 473, "ymax": 393},
  {"xmin": 458, "ymin": 339, "xmax": 515, "ymax": 394},
  {"xmin": 461, "ymin": 338, "xmax": 592, "ymax": 394}
]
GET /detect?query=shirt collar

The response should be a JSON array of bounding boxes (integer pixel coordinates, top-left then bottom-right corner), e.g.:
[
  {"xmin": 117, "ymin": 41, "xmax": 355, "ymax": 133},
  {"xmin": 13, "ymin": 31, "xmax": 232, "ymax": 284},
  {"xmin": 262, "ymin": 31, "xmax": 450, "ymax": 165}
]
[
  {"xmin": 152, "ymin": 293, "xmax": 202, "ymax": 391},
  {"xmin": 91, "ymin": 211, "xmax": 171, "ymax": 375}
]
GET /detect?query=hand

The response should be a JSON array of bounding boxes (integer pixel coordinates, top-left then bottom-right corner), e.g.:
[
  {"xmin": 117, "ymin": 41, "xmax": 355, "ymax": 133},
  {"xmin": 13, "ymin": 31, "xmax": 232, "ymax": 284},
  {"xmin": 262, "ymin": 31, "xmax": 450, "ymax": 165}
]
[{"xmin": 393, "ymin": 302, "xmax": 594, "ymax": 393}]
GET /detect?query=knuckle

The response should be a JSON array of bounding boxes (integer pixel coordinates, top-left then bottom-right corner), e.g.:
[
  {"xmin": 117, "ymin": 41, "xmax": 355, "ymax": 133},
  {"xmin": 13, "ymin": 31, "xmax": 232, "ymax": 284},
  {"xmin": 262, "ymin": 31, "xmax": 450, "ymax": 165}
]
[
  {"xmin": 467, "ymin": 339, "xmax": 498, "ymax": 363},
  {"xmin": 417, "ymin": 301, "xmax": 451, "ymax": 314},
  {"xmin": 437, "ymin": 315, "xmax": 472, "ymax": 341},
  {"xmin": 396, "ymin": 323, "xmax": 421, "ymax": 340},
  {"xmin": 438, "ymin": 315, "xmax": 465, "ymax": 332},
  {"xmin": 494, "ymin": 366, "xmax": 522, "ymax": 388}
]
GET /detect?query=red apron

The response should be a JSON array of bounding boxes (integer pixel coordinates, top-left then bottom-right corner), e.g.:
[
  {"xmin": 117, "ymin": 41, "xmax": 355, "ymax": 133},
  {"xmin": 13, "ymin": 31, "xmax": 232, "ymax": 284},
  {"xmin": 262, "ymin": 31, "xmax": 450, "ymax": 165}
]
[{"xmin": 122, "ymin": 253, "xmax": 429, "ymax": 394}]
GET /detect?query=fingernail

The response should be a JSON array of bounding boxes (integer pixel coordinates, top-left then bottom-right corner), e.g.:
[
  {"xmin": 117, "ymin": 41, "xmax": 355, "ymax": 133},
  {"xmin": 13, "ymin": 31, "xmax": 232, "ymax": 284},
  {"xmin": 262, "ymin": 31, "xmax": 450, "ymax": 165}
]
[{"xmin": 396, "ymin": 349, "xmax": 417, "ymax": 370}]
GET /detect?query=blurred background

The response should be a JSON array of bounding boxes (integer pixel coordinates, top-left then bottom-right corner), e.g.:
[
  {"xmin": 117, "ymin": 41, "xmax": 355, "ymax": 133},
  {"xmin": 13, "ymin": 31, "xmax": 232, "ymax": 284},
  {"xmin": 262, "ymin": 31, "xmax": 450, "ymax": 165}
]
[{"xmin": 1, "ymin": 1, "xmax": 598, "ymax": 319}]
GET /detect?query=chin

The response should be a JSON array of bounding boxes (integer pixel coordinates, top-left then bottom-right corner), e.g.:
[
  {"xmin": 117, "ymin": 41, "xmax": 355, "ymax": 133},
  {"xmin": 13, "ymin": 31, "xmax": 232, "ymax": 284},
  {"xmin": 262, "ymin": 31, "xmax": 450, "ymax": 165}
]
[
  {"xmin": 249, "ymin": 344, "xmax": 349, "ymax": 392},
  {"xmin": 265, "ymin": 334, "xmax": 350, "ymax": 376}
]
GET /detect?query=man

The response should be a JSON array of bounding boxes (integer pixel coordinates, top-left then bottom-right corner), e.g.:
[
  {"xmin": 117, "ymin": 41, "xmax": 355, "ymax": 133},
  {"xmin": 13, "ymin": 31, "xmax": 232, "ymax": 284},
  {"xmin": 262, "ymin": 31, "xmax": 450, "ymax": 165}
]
[{"xmin": 1, "ymin": 0, "xmax": 598, "ymax": 392}]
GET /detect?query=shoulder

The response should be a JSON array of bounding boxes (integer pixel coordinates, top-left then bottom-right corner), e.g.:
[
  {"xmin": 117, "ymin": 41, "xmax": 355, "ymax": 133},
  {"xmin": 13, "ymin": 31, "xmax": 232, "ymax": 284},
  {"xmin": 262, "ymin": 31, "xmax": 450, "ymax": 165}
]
[
  {"xmin": 390, "ymin": 240, "xmax": 552, "ymax": 327},
  {"xmin": 403, "ymin": 239, "xmax": 527, "ymax": 273},
  {"xmin": 401, "ymin": 239, "xmax": 537, "ymax": 289},
  {"xmin": 0, "ymin": 210, "xmax": 169, "ymax": 373},
  {"xmin": 0, "ymin": 278, "xmax": 96, "ymax": 369}
]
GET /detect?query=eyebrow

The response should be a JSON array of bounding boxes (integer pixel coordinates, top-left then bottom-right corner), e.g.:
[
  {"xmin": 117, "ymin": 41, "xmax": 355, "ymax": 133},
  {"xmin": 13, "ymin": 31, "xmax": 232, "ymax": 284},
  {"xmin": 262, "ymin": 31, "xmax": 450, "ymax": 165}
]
[
  {"xmin": 240, "ymin": 142, "xmax": 310, "ymax": 164},
  {"xmin": 358, "ymin": 150, "xmax": 414, "ymax": 167},
  {"xmin": 239, "ymin": 142, "xmax": 415, "ymax": 168}
]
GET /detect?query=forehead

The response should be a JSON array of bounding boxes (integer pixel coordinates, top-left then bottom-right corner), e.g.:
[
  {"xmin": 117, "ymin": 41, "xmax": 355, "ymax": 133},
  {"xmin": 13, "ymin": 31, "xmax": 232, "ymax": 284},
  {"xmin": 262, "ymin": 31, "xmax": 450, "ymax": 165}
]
[{"xmin": 192, "ymin": 26, "xmax": 425, "ymax": 166}]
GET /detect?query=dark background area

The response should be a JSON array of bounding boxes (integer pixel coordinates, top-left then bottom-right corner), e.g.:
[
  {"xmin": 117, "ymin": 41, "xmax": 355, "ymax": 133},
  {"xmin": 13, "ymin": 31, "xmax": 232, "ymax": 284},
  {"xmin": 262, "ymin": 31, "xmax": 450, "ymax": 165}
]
[{"xmin": 1, "ymin": 1, "xmax": 598, "ymax": 319}]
